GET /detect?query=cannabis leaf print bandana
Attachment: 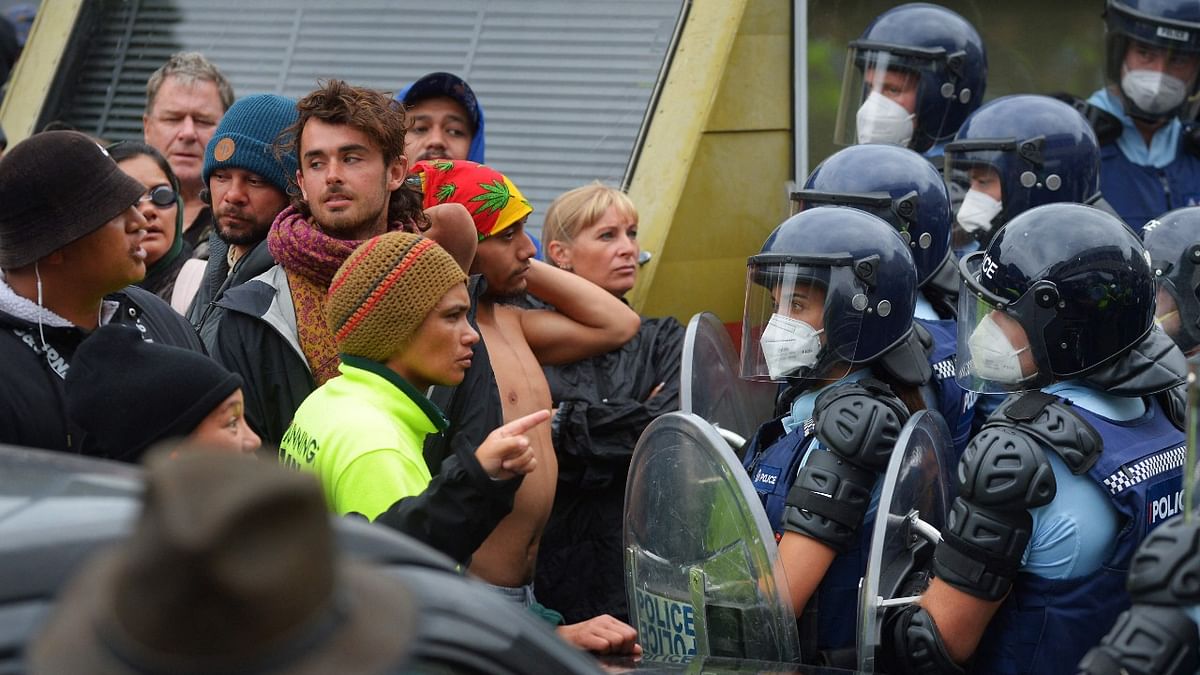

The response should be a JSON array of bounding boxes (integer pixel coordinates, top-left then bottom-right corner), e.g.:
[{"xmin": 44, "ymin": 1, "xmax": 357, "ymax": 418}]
[{"xmin": 410, "ymin": 159, "xmax": 533, "ymax": 240}]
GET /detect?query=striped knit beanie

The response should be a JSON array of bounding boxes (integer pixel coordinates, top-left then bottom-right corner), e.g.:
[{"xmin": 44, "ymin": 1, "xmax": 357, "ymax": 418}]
[{"xmin": 325, "ymin": 232, "xmax": 466, "ymax": 361}]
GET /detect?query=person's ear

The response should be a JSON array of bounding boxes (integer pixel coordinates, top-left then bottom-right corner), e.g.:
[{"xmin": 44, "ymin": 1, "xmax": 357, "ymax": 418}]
[
  {"xmin": 296, "ymin": 169, "xmax": 308, "ymax": 202},
  {"xmin": 546, "ymin": 239, "xmax": 572, "ymax": 270},
  {"xmin": 386, "ymin": 155, "xmax": 408, "ymax": 193}
]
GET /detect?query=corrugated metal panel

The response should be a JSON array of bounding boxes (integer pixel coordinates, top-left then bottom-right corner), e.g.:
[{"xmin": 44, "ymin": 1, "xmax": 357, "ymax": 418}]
[{"xmin": 54, "ymin": 0, "xmax": 685, "ymax": 234}]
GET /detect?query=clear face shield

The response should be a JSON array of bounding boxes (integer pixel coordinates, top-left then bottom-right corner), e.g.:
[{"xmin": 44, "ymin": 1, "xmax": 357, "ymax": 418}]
[
  {"xmin": 1115, "ymin": 37, "xmax": 1200, "ymax": 117},
  {"xmin": 834, "ymin": 44, "xmax": 926, "ymax": 148},
  {"xmin": 740, "ymin": 257, "xmax": 865, "ymax": 384},
  {"xmin": 1156, "ymin": 281, "xmax": 1186, "ymax": 344},
  {"xmin": 943, "ymin": 141, "xmax": 1015, "ymax": 243},
  {"xmin": 955, "ymin": 252, "xmax": 1053, "ymax": 394}
]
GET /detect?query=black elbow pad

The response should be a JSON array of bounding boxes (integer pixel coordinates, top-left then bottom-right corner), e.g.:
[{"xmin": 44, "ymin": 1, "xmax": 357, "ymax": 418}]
[
  {"xmin": 812, "ymin": 378, "xmax": 910, "ymax": 472},
  {"xmin": 781, "ymin": 449, "xmax": 876, "ymax": 553},
  {"xmin": 932, "ymin": 424, "xmax": 1056, "ymax": 601},
  {"xmin": 1077, "ymin": 604, "xmax": 1200, "ymax": 675},
  {"xmin": 884, "ymin": 604, "xmax": 966, "ymax": 675}
]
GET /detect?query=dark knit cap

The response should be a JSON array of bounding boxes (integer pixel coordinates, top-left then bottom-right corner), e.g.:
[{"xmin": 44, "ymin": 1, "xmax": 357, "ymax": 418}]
[
  {"xmin": 202, "ymin": 93, "xmax": 298, "ymax": 197},
  {"xmin": 399, "ymin": 72, "xmax": 481, "ymax": 133},
  {"xmin": 326, "ymin": 232, "xmax": 466, "ymax": 362},
  {"xmin": 0, "ymin": 131, "xmax": 146, "ymax": 269},
  {"xmin": 66, "ymin": 324, "xmax": 243, "ymax": 463}
]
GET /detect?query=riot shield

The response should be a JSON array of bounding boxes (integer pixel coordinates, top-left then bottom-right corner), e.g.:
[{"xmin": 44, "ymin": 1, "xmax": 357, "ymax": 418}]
[
  {"xmin": 857, "ymin": 410, "xmax": 957, "ymax": 673},
  {"xmin": 1187, "ymin": 358, "xmax": 1198, "ymax": 522},
  {"xmin": 624, "ymin": 412, "xmax": 800, "ymax": 663},
  {"xmin": 680, "ymin": 312, "xmax": 777, "ymax": 447}
]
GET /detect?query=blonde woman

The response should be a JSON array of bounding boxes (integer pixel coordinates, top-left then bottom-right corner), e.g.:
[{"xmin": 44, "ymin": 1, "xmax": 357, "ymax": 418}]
[{"xmin": 534, "ymin": 183, "xmax": 684, "ymax": 624}]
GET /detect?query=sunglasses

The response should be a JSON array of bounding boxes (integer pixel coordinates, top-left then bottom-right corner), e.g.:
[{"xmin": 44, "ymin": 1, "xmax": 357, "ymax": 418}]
[{"xmin": 139, "ymin": 184, "xmax": 178, "ymax": 208}]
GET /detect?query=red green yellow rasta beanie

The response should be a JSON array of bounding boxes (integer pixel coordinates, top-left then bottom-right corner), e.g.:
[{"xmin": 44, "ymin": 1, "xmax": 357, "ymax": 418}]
[{"xmin": 410, "ymin": 159, "xmax": 532, "ymax": 241}]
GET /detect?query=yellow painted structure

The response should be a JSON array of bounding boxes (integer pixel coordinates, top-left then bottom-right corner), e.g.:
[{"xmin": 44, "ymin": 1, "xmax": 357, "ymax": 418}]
[
  {"xmin": 628, "ymin": 0, "xmax": 794, "ymax": 329},
  {"xmin": 0, "ymin": 1, "xmax": 86, "ymax": 144}
]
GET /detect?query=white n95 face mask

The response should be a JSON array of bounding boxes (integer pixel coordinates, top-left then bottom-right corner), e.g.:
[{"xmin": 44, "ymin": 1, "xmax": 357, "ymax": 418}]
[
  {"xmin": 1121, "ymin": 68, "xmax": 1189, "ymax": 115},
  {"xmin": 856, "ymin": 91, "xmax": 915, "ymax": 146},
  {"xmin": 967, "ymin": 313, "xmax": 1032, "ymax": 384},
  {"xmin": 760, "ymin": 313, "xmax": 824, "ymax": 380},
  {"xmin": 956, "ymin": 189, "xmax": 1003, "ymax": 236}
]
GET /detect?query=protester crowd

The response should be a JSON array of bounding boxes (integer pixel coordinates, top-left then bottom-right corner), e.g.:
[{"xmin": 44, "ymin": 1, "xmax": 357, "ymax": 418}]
[{"xmin": 2, "ymin": 1, "xmax": 1200, "ymax": 673}]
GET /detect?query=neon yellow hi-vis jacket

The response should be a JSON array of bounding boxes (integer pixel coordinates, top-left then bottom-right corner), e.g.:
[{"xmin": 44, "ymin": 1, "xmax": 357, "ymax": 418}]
[{"xmin": 279, "ymin": 355, "xmax": 449, "ymax": 519}]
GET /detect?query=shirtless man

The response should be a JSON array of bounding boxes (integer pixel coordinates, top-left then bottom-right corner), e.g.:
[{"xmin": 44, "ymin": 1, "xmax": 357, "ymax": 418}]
[{"xmin": 409, "ymin": 159, "xmax": 642, "ymax": 653}]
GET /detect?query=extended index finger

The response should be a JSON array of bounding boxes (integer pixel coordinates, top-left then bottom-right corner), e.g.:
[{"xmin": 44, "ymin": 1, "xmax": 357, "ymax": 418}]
[{"xmin": 498, "ymin": 409, "xmax": 552, "ymax": 436}]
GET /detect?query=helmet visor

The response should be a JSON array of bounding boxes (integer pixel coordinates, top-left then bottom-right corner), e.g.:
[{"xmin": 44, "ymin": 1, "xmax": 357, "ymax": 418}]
[
  {"xmin": 944, "ymin": 140, "xmax": 1017, "ymax": 237},
  {"xmin": 834, "ymin": 44, "xmax": 927, "ymax": 148},
  {"xmin": 741, "ymin": 257, "xmax": 865, "ymax": 383},
  {"xmin": 943, "ymin": 140, "xmax": 1017, "ymax": 197},
  {"xmin": 955, "ymin": 253, "xmax": 1052, "ymax": 394},
  {"xmin": 791, "ymin": 189, "xmax": 901, "ymax": 226}
]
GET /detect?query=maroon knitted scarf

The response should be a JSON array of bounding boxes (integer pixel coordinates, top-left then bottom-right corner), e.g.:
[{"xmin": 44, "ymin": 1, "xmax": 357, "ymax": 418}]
[{"xmin": 267, "ymin": 205, "xmax": 403, "ymax": 385}]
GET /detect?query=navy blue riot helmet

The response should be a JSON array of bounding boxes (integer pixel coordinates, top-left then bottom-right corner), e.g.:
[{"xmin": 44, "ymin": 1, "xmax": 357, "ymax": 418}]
[
  {"xmin": 1143, "ymin": 206, "xmax": 1200, "ymax": 352},
  {"xmin": 1105, "ymin": 0, "xmax": 1200, "ymax": 122},
  {"xmin": 741, "ymin": 206, "xmax": 918, "ymax": 382},
  {"xmin": 794, "ymin": 144, "xmax": 952, "ymax": 287},
  {"xmin": 945, "ymin": 95, "xmax": 1102, "ymax": 244},
  {"xmin": 835, "ymin": 2, "xmax": 987, "ymax": 154},
  {"xmin": 956, "ymin": 203, "xmax": 1155, "ymax": 393}
]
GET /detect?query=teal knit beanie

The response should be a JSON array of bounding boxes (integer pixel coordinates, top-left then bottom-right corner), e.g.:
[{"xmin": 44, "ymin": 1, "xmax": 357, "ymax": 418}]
[{"xmin": 202, "ymin": 93, "xmax": 298, "ymax": 196}]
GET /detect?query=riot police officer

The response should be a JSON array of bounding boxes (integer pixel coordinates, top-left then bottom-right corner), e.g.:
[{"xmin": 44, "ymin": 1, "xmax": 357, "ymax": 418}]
[
  {"xmin": 885, "ymin": 203, "xmax": 1188, "ymax": 675},
  {"xmin": 1085, "ymin": 0, "xmax": 1200, "ymax": 231},
  {"xmin": 835, "ymin": 2, "xmax": 987, "ymax": 158},
  {"xmin": 1143, "ymin": 207, "xmax": 1200, "ymax": 357},
  {"xmin": 945, "ymin": 94, "xmax": 1106, "ymax": 255},
  {"xmin": 838, "ymin": 3, "xmax": 988, "ymax": 262},
  {"xmin": 740, "ymin": 206, "xmax": 925, "ymax": 663},
  {"xmin": 793, "ymin": 144, "xmax": 974, "ymax": 453}
]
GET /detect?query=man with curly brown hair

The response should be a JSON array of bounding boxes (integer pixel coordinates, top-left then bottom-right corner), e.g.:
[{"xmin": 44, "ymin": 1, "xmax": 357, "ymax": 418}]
[{"xmin": 210, "ymin": 80, "xmax": 470, "ymax": 445}]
